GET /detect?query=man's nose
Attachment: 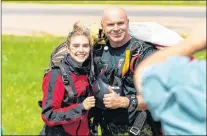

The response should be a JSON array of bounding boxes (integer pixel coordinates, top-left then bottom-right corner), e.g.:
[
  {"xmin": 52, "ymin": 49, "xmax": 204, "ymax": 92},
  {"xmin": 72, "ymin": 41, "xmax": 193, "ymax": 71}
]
[{"xmin": 113, "ymin": 24, "xmax": 119, "ymax": 31}]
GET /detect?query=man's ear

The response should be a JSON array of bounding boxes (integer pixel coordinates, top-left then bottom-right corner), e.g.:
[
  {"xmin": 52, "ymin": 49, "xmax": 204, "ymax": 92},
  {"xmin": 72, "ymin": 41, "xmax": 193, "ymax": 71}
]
[
  {"xmin": 101, "ymin": 21, "xmax": 103, "ymax": 28},
  {"xmin": 127, "ymin": 19, "xmax": 129, "ymax": 29},
  {"xmin": 101, "ymin": 21, "xmax": 105, "ymax": 35}
]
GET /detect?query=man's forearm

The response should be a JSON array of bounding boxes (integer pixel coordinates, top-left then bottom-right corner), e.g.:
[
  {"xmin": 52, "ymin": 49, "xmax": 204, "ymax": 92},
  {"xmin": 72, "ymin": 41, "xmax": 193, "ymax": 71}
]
[{"xmin": 119, "ymin": 96, "xmax": 130, "ymax": 108}]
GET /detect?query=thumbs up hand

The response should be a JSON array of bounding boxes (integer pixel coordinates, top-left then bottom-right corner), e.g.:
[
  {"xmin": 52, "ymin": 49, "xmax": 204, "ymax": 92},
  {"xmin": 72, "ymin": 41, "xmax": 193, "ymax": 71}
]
[
  {"xmin": 103, "ymin": 86, "xmax": 129, "ymax": 109},
  {"xmin": 108, "ymin": 86, "xmax": 116, "ymax": 94},
  {"xmin": 103, "ymin": 86, "xmax": 119, "ymax": 109}
]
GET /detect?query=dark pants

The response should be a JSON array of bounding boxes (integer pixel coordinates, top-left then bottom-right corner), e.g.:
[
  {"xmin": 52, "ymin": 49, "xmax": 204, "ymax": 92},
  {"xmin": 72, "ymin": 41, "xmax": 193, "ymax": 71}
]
[
  {"xmin": 88, "ymin": 108, "xmax": 162, "ymax": 136},
  {"xmin": 100, "ymin": 122, "xmax": 161, "ymax": 136},
  {"xmin": 99, "ymin": 113, "xmax": 162, "ymax": 136},
  {"xmin": 39, "ymin": 125, "xmax": 70, "ymax": 136}
]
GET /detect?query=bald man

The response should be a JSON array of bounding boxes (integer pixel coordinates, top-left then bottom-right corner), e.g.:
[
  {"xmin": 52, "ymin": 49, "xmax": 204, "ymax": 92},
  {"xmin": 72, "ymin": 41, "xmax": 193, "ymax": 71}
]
[
  {"xmin": 90, "ymin": 7, "xmax": 161, "ymax": 136},
  {"xmin": 101, "ymin": 7, "xmax": 131, "ymax": 47}
]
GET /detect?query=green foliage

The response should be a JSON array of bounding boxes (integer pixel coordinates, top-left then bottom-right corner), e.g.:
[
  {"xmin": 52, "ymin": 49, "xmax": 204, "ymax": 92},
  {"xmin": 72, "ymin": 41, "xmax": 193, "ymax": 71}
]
[
  {"xmin": 2, "ymin": 35, "xmax": 206, "ymax": 134},
  {"xmin": 2, "ymin": 1, "xmax": 206, "ymax": 6}
]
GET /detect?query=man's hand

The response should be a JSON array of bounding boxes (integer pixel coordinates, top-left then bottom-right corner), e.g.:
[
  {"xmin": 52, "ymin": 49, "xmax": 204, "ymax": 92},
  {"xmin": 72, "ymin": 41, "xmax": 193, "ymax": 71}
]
[
  {"xmin": 103, "ymin": 87, "xmax": 129, "ymax": 109},
  {"xmin": 83, "ymin": 96, "xmax": 95, "ymax": 110}
]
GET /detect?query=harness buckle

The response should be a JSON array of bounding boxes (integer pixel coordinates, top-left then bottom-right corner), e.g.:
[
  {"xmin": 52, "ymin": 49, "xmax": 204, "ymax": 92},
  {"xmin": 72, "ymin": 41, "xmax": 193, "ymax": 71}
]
[
  {"xmin": 62, "ymin": 74, "xmax": 69, "ymax": 85},
  {"xmin": 130, "ymin": 126, "xmax": 140, "ymax": 136}
]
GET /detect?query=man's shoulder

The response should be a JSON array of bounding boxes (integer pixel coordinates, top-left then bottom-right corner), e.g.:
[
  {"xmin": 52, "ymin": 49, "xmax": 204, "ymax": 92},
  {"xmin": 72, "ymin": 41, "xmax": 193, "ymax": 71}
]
[
  {"xmin": 130, "ymin": 37, "xmax": 155, "ymax": 47},
  {"xmin": 129, "ymin": 36, "xmax": 157, "ymax": 53}
]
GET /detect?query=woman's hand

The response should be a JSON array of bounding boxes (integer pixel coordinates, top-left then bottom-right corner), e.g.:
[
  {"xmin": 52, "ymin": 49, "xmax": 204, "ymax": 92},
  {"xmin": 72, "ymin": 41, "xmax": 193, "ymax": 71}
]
[{"xmin": 82, "ymin": 96, "xmax": 95, "ymax": 110}]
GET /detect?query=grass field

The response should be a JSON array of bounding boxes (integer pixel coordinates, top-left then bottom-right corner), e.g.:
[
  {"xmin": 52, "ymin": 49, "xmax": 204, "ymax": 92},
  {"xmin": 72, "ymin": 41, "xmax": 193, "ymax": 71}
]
[
  {"xmin": 2, "ymin": 35, "xmax": 206, "ymax": 135},
  {"xmin": 2, "ymin": 35, "xmax": 66, "ymax": 135},
  {"xmin": 2, "ymin": 0, "xmax": 206, "ymax": 6}
]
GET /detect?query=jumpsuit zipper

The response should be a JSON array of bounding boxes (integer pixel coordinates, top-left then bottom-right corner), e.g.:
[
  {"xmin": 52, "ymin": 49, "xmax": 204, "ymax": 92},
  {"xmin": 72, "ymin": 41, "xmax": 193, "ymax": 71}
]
[{"xmin": 76, "ymin": 119, "xmax": 81, "ymax": 135}]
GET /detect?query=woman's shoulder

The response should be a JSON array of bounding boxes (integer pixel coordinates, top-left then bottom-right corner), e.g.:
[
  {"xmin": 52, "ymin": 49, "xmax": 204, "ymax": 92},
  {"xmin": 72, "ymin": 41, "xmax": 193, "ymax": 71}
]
[{"xmin": 43, "ymin": 68, "xmax": 62, "ymax": 81}]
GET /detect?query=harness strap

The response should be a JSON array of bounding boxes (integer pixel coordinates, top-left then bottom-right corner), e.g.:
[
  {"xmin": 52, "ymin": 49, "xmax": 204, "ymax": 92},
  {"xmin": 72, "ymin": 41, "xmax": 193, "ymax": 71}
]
[
  {"xmin": 55, "ymin": 63, "xmax": 78, "ymax": 103},
  {"xmin": 130, "ymin": 111, "xmax": 147, "ymax": 135},
  {"xmin": 121, "ymin": 49, "xmax": 131, "ymax": 77},
  {"xmin": 130, "ymin": 54, "xmax": 140, "ymax": 73},
  {"xmin": 120, "ymin": 39, "xmax": 144, "ymax": 77}
]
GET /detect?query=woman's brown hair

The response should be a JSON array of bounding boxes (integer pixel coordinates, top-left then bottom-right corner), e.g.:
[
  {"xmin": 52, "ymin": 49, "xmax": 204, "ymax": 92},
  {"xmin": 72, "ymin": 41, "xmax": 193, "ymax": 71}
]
[{"xmin": 66, "ymin": 21, "xmax": 90, "ymax": 48}]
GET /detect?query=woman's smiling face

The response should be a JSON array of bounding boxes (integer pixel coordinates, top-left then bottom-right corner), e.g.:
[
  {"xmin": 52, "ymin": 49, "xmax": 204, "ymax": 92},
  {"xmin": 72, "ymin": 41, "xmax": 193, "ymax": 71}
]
[{"xmin": 68, "ymin": 35, "xmax": 90, "ymax": 63}]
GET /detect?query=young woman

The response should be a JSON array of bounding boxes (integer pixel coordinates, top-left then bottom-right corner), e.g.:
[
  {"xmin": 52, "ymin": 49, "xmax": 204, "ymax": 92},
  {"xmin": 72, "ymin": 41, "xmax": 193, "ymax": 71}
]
[{"xmin": 40, "ymin": 22, "xmax": 95, "ymax": 136}]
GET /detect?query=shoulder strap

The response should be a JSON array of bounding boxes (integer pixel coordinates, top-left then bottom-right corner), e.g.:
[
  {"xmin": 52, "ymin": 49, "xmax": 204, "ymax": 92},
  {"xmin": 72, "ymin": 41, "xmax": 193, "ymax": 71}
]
[
  {"xmin": 128, "ymin": 39, "xmax": 156, "ymax": 73},
  {"xmin": 38, "ymin": 64, "xmax": 79, "ymax": 108},
  {"xmin": 119, "ymin": 38, "xmax": 143, "ymax": 77},
  {"xmin": 91, "ymin": 44, "xmax": 105, "ymax": 79},
  {"xmin": 129, "ymin": 54, "xmax": 140, "ymax": 73},
  {"xmin": 54, "ymin": 63, "xmax": 78, "ymax": 102}
]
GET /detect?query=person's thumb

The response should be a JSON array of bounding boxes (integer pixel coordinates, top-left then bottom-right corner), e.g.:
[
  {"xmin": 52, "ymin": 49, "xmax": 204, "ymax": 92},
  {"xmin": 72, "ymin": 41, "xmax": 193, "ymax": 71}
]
[{"xmin": 108, "ymin": 86, "xmax": 115, "ymax": 93}]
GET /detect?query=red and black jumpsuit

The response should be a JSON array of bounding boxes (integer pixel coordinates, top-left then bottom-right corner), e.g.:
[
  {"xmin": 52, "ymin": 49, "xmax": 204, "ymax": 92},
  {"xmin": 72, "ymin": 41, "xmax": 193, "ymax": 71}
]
[{"xmin": 40, "ymin": 54, "xmax": 91, "ymax": 135}]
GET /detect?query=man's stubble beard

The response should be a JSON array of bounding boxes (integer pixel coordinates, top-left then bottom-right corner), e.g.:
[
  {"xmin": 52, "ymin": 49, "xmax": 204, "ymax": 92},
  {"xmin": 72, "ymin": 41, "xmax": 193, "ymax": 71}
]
[{"xmin": 109, "ymin": 33, "xmax": 131, "ymax": 48}]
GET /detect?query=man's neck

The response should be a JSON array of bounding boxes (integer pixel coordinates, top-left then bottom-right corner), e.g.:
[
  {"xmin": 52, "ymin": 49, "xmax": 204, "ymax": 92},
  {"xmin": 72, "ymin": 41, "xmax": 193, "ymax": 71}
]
[{"xmin": 110, "ymin": 35, "xmax": 131, "ymax": 48}]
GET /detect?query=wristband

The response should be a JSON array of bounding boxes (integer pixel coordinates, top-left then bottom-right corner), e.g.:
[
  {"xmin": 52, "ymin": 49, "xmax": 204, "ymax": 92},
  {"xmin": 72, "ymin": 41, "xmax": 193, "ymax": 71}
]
[{"xmin": 127, "ymin": 94, "xmax": 138, "ymax": 109}]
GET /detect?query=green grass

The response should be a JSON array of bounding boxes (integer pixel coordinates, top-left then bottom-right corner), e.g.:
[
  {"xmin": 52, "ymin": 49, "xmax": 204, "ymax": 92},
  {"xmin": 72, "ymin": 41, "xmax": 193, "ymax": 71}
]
[
  {"xmin": 2, "ymin": 1, "xmax": 206, "ymax": 6},
  {"xmin": 2, "ymin": 35, "xmax": 206, "ymax": 135},
  {"xmin": 194, "ymin": 50, "xmax": 206, "ymax": 60},
  {"xmin": 2, "ymin": 35, "xmax": 66, "ymax": 135}
]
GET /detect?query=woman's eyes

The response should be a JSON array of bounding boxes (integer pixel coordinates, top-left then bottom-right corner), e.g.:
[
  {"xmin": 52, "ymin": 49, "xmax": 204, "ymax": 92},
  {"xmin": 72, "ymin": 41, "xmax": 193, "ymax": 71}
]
[
  {"xmin": 73, "ymin": 45, "xmax": 79, "ymax": 48},
  {"xmin": 83, "ymin": 44, "xmax": 90, "ymax": 48},
  {"xmin": 72, "ymin": 44, "xmax": 90, "ymax": 48}
]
